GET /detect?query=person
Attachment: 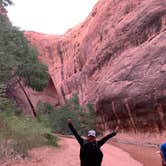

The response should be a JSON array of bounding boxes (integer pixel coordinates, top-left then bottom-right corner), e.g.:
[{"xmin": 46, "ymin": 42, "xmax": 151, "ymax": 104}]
[
  {"xmin": 160, "ymin": 142, "xmax": 166, "ymax": 166},
  {"xmin": 67, "ymin": 119, "xmax": 118, "ymax": 166}
]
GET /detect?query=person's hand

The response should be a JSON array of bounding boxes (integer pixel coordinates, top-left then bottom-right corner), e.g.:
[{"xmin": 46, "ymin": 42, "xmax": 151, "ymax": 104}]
[
  {"xmin": 67, "ymin": 119, "xmax": 73, "ymax": 124},
  {"xmin": 114, "ymin": 126, "xmax": 119, "ymax": 133}
]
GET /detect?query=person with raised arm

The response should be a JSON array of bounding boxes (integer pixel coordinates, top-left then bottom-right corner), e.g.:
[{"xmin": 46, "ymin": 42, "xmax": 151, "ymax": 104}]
[{"xmin": 67, "ymin": 119, "xmax": 119, "ymax": 166}]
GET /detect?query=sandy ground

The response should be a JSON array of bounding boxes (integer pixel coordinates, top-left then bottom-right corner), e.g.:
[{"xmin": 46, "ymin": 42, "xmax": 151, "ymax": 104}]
[
  {"xmin": 112, "ymin": 142, "xmax": 161, "ymax": 166},
  {"xmin": 1, "ymin": 136, "xmax": 143, "ymax": 166}
]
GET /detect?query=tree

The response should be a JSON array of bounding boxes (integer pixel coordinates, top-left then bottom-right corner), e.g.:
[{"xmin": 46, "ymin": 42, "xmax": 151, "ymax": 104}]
[
  {"xmin": 37, "ymin": 94, "xmax": 97, "ymax": 135},
  {"xmin": 0, "ymin": 15, "xmax": 49, "ymax": 91},
  {"xmin": 0, "ymin": 14, "xmax": 49, "ymax": 115}
]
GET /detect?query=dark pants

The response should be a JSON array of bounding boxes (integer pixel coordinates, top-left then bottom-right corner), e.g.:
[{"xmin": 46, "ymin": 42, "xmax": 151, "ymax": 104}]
[
  {"xmin": 80, "ymin": 152, "xmax": 103, "ymax": 166},
  {"xmin": 81, "ymin": 160, "xmax": 102, "ymax": 166},
  {"xmin": 81, "ymin": 164, "xmax": 101, "ymax": 166},
  {"xmin": 81, "ymin": 162, "xmax": 101, "ymax": 166}
]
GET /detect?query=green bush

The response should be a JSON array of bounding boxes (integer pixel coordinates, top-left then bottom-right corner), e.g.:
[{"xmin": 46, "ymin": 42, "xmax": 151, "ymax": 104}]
[
  {"xmin": 0, "ymin": 97, "xmax": 21, "ymax": 115},
  {"xmin": 37, "ymin": 94, "xmax": 97, "ymax": 136},
  {"xmin": 0, "ymin": 113, "xmax": 57, "ymax": 158}
]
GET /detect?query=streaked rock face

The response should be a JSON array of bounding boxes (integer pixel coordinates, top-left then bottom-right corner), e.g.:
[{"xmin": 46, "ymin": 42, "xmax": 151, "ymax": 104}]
[
  {"xmin": 7, "ymin": 76, "xmax": 59, "ymax": 117},
  {"xmin": 24, "ymin": 0, "xmax": 166, "ymax": 132}
]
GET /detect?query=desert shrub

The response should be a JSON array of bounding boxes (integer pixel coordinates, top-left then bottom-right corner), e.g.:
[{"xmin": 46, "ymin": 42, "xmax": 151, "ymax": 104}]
[
  {"xmin": 0, "ymin": 96, "xmax": 21, "ymax": 115},
  {"xmin": 0, "ymin": 113, "xmax": 57, "ymax": 158},
  {"xmin": 37, "ymin": 94, "xmax": 97, "ymax": 135}
]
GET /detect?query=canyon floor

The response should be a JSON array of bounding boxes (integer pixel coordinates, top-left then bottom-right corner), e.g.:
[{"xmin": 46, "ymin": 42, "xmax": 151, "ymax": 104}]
[{"xmin": 0, "ymin": 134, "xmax": 162, "ymax": 166}]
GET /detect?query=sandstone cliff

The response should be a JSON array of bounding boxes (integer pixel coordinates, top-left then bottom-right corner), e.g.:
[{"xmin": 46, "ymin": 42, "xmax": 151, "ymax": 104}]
[{"xmin": 24, "ymin": 0, "xmax": 166, "ymax": 132}]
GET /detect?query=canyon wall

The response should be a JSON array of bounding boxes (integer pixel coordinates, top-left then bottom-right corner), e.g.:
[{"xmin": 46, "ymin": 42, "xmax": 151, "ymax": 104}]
[{"xmin": 24, "ymin": 0, "xmax": 166, "ymax": 132}]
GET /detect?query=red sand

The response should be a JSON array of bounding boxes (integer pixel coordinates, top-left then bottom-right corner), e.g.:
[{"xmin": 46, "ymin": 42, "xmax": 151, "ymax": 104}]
[
  {"xmin": 112, "ymin": 142, "xmax": 161, "ymax": 166},
  {"xmin": 1, "ymin": 136, "xmax": 143, "ymax": 166}
]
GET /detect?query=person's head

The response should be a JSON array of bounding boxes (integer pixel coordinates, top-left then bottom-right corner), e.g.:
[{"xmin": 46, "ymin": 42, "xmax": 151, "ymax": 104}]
[{"xmin": 87, "ymin": 130, "xmax": 96, "ymax": 142}]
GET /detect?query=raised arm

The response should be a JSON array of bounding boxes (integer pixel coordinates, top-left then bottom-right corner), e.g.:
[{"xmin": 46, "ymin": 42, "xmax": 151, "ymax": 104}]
[
  {"xmin": 67, "ymin": 119, "xmax": 83, "ymax": 145},
  {"xmin": 98, "ymin": 126, "xmax": 119, "ymax": 147}
]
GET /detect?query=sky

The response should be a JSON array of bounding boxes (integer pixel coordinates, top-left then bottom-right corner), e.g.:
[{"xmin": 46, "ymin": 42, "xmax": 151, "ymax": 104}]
[{"xmin": 7, "ymin": 0, "xmax": 99, "ymax": 35}]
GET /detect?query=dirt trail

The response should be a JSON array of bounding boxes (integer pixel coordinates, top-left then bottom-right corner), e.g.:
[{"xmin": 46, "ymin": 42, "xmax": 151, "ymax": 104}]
[
  {"xmin": 112, "ymin": 142, "xmax": 161, "ymax": 166},
  {"xmin": 2, "ymin": 136, "xmax": 143, "ymax": 166}
]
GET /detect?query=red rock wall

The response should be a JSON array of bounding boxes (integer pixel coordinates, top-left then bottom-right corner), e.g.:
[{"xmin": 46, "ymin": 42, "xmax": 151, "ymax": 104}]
[
  {"xmin": 7, "ymin": 77, "xmax": 59, "ymax": 117},
  {"xmin": 24, "ymin": 0, "xmax": 166, "ymax": 132}
]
